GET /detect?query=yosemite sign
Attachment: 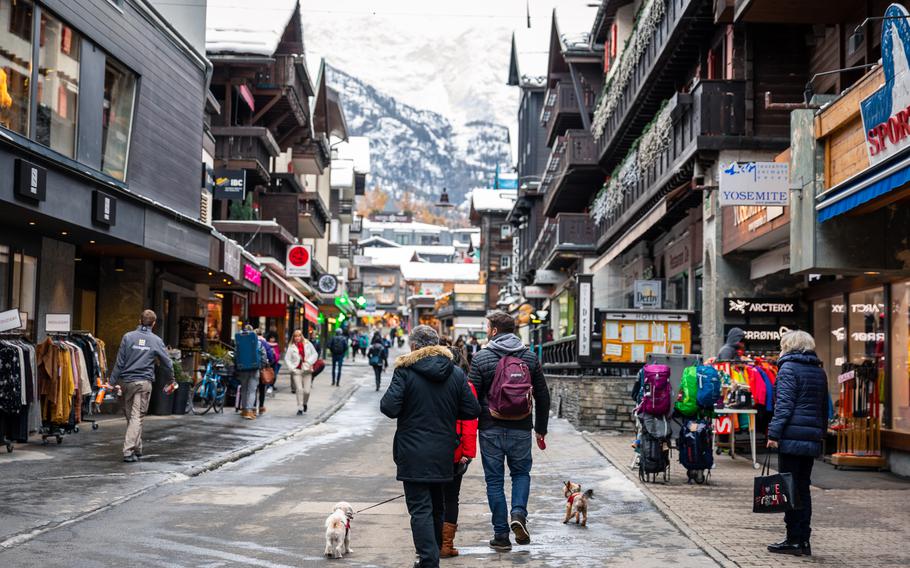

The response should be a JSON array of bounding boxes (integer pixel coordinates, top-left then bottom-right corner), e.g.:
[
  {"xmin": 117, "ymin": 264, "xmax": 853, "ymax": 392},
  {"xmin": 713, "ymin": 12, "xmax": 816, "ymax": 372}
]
[{"xmin": 861, "ymin": 4, "xmax": 910, "ymax": 166}]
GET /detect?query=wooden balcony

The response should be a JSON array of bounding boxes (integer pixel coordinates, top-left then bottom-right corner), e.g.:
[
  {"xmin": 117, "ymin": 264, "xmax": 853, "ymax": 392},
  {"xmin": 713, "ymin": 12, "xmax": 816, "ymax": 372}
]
[
  {"xmin": 543, "ymin": 83, "xmax": 593, "ymax": 146},
  {"xmin": 258, "ymin": 188, "xmax": 329, "ymax": 240},
  {"xmin": 528, "ymin": 213, "xmax": 596, "ymax": 271},
  {"xmin": 594, "ymin": 80, "xmax": 748, "ymax": 252},
  {"xmin": 253, "ymin": 54, "xmax": 311, "ymax": 144},
  {"xmin": 541, "ymin": 130, "xmax": 602, "ymax": 217},
  {"xmin": 330, "ymin": 196, "xmax": 354, "ymax": 222},
  {"xmin": 328, "ymin": 243, "xmax": 353, "ymax": 259},
  {"xmin": 594, "ymin": 0, "xmax": 713, "ymax": 171},
  {"xmin": 212, "ymin": 126, "xmax": 280, "ymax": 185}
]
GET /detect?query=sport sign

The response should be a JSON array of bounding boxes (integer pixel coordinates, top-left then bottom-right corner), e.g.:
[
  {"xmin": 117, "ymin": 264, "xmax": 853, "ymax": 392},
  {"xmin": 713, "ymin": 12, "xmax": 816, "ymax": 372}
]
[
  {"xmin": 286, "ymin": 244, "xmax": 312, "ymax": 278},
  {"xmin": 718, "ymin": 162, "xmax": 789, "ymax": 207}
]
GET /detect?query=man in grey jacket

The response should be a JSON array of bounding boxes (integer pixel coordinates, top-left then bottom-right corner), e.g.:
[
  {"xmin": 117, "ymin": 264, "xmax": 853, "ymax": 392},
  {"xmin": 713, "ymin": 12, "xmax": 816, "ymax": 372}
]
[{"xmin": 109, "ymin": 309, "xmax": 173, "ymax": 462}]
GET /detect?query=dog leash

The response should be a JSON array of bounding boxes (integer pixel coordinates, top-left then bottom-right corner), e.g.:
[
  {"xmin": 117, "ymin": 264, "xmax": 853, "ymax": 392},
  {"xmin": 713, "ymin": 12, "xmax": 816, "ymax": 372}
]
[{"xmin": 356, "ymin": 494, "xmax": 405, "ymax": 514}]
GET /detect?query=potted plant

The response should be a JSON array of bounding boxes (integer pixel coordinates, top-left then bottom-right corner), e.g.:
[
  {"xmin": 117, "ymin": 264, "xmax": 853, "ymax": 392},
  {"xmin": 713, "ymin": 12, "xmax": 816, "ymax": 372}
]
[{"xmin": 171, "ymin": 356, "xmax": 193, "ymax": 415}]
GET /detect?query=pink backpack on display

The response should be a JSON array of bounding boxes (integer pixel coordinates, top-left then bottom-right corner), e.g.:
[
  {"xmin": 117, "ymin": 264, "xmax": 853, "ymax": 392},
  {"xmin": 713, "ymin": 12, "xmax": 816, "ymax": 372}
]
[
  {"xmin": 638, "ymin": 364, "xmax": 672, "ymax": 416},
  {"xmin": 488, "ymin": 355, "xmax": 533, "ymax": 420}
]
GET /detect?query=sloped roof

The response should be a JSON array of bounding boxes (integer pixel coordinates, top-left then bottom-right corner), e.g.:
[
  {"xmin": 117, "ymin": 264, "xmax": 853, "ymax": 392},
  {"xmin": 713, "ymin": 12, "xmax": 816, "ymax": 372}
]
[
  {"xmin": 471, "ymin": 189, "xmax": 518, "ymax": 213},
  {"xmin": 335, "ymin": 136, "xmax": 371, "ymax": 174},
  {"xmin": 363, "ymin": 247, "xmax": 419, "ymax": 267},
  {"xmin": 206, "ymin": 0, "xmax": 299, "ymax": 56},
  {"xmin": 401, "ymin": 262, "xmax": 480, "ymax": 283},
  {"xmin": 362, "ymin": 219, "xmax": 446, "ymax": 233},
  {"xmin": 358, "ymin": 236, "xmax": 400, "ymax": 248},
  {"xmin": 509, "ymin": 29, "xmax": 549, "ymax": 88},
  {"xmin": 554, "ymin": 3, "xmax": 600, "ymax": 51}
]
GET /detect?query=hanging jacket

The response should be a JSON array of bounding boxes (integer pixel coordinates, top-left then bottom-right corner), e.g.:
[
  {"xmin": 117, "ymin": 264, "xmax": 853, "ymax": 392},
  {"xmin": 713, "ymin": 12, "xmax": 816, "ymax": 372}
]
[{"xmin": 768, "ymin": 351, "xmax": 828, "ymax": 456}]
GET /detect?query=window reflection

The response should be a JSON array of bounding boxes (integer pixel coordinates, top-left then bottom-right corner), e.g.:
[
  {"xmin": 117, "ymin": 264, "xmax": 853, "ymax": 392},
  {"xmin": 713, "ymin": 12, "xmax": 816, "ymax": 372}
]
[
  {"xmin": 102, "ymin": 58, "xmax": 136, "ymax": 180},
  {"xmin": 0, "ymin": 0, "xmax": 34, "ymax": 136},
  {"xmin": 36, "ymin": 10, "xmax": 80, "ymax": 157}
]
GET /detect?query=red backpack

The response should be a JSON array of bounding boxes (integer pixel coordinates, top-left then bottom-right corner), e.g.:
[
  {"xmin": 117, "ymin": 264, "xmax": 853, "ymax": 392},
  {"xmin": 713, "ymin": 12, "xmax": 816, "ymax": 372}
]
[{"xmin": 488, "ymin": 355, "xmax": 533, "ymax": 420}]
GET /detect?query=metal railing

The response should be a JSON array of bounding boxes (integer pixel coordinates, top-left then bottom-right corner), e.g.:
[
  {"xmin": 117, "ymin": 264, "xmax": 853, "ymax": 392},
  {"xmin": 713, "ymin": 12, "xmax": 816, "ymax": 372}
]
[{"xmin": 528, "ymin": 213, "xmax": 596, "ymax": 270}]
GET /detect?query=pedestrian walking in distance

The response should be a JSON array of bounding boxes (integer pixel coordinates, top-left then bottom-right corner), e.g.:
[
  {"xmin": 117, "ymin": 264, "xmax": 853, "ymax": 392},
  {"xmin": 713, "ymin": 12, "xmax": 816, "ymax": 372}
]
[
  {"xmin": 368, "ymin": 332, "xmax": 385, "ymax": 391},
  {"xmin": 285, "ymin": 329, "xmax": 317, "ymax": 415},
  {"xmin": 328, "ymin": 329, "xmax": 347, "ymax": 386},
  {"xmin": 438, "ymin": 336, "xmax": 477, "ymax": 558},
  {"xmin": 380, "ymin": 325, "xmax": 480, "ymax": 568},
  {"xmin": 234, "ymin": 325, "xmax": 269, "ymax": 420},
  {"xmin": 766, "ymin": 330, "xmax": 828, "ymax": 557},
  {"xmin": 255, "ymin": 328, "xmax": 277, "ymax": 415},
  {"xmin": 108, "ymin": 309, "xmax": 173, "ymax": 463},
  {"xmin": 469, "ymin": 311, "xmax": 550, "ymax": 552}
]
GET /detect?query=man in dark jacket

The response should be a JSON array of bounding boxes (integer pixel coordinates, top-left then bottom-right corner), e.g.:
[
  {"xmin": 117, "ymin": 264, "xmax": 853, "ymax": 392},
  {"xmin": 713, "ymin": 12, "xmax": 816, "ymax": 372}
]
[
  {"xmin": 328, "ymin": 329, "xmax": 347, "ymax": 386},
  {"xmin": 766, "ymin": 330, "xmax": 828, "ymax": 557},
  {"xmin": 380, "ymin": 325, "xmax": 480, "ymax": 568},
  {"xmin": 717, "ymin": 327, "xmax": 745, "ymax": 360},
  {"xmin": 468, "ymin": 311, "xmax": 550, "ymax": 552}
]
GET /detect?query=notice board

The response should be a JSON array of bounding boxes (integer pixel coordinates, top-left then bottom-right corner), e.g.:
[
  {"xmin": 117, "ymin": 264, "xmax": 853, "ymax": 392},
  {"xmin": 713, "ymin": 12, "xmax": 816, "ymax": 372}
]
[{"xmin": 601, "ymin": 311, "xmax": 692, "ymax": 363}]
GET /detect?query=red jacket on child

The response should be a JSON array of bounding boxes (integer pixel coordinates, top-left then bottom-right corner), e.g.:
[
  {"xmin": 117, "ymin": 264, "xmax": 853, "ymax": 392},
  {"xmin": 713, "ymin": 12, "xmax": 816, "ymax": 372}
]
[{"xmin": 454, "ymin": 382, "xmax": 478, "ymax": 462}]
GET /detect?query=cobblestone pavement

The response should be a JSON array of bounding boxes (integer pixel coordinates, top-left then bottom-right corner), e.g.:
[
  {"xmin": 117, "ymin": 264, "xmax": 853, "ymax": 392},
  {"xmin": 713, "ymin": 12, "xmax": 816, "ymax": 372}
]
[{"xmin": 586, "ymin": 432, "xmax": 910, "ymax": 568}]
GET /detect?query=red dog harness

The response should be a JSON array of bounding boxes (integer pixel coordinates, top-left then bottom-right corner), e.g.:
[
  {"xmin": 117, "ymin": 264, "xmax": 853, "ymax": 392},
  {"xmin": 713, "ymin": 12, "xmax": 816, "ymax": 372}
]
[{"xmin": 567, "ymin": 492, "xmax": 580, "ymax": 505}]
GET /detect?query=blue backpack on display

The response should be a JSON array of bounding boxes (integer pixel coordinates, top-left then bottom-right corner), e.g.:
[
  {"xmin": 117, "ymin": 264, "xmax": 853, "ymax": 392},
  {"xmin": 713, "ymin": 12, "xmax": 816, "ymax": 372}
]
[
  {"xmin": 234, "ymin": 332, "xmax": 260, "ymax": 371},
  {"xmin": 695, "ymin": 365, "xmax": 721, "ymax": 409}
]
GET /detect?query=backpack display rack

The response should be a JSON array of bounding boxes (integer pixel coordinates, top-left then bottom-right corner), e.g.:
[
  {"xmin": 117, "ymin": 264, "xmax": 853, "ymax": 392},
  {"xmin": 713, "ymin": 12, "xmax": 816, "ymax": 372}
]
[{"xmin": 831, "ymin": 361, "xmax": 886, "ymax": 470}]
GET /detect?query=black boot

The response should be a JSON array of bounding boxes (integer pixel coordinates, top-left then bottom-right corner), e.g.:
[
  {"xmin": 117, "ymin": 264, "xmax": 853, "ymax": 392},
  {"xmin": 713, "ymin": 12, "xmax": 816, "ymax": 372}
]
[
  {"xmin": 767, "ymin": 539, "xmax": 803, "ymax": 556},
  {"xmin": 800, "ymin": 541, "xmax": 811, "ymax": 556}
]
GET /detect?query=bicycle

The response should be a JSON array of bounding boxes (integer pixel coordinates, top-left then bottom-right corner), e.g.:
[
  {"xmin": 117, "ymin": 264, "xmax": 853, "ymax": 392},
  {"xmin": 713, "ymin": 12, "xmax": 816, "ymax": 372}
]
[{"xmin": 189, "ymin": 353, "xmax": 228, "ymax": 415}]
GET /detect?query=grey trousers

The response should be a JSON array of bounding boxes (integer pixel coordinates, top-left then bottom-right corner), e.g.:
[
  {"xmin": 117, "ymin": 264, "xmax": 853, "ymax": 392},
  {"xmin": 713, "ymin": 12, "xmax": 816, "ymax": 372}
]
[
  {"xmin": 290, "ymin": 369, "xmax": 312, "ymax": 410},
  {"xmin": 236, "ymin": 370, "xmax": 260, "ymax": 411},
  {"xmin": 122, "ymin": 380, "xmax": 152, "ymax": 457}
]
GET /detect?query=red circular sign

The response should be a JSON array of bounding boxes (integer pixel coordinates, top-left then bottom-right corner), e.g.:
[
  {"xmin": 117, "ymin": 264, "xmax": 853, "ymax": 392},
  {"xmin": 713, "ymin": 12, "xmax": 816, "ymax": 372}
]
[{"xmin": 288, "ymin": 245, "xmax": 310, "ymax": 267}]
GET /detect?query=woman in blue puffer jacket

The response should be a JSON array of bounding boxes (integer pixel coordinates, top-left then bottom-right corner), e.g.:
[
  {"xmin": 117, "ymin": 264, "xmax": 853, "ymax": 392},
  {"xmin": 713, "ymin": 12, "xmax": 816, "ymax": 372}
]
[{"xmin": 766, "ymin": 330, "xmax": 828, "ymax": 558}]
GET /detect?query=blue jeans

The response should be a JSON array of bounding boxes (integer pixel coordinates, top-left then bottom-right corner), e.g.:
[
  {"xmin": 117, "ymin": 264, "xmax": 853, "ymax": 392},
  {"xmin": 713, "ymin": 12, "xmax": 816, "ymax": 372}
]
[
  {"xmin": 331, "ymin": 356, "xmax": 344, "ymax": 385},
  {"xmin": 479, "ymin": 427, "xmax": 532, "ymax": 537}
]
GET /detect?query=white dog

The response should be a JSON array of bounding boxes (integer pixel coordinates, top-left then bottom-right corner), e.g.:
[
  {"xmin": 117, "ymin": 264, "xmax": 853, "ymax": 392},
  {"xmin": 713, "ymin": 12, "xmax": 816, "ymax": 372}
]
[{"xmin": 324, "ymin": 501, "xmax": 354, "ymax": 559}]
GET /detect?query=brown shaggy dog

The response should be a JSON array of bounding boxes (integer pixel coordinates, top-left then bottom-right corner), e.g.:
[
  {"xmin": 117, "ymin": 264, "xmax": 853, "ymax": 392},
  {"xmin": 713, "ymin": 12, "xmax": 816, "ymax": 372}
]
[{"xmin": 563, "ymin": 481, "xmax": 594, "ymax": 526}]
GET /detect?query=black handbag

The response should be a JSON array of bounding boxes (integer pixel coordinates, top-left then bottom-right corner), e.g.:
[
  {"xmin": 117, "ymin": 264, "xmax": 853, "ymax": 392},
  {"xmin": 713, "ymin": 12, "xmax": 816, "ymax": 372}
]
[{"xmin": 753, "ymin": 453, "xmax": 801, "ymax": 513}]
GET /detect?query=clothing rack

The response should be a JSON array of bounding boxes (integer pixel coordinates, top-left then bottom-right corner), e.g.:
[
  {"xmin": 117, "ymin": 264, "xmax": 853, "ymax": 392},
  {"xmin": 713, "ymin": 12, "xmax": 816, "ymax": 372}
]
[
  {"xmin": 831, "ymin": 362, "xmax": 886, "ymax": 470},
  {"xmin": 0, "ymin": 332, "xmax": 33, "ymax": 453}
]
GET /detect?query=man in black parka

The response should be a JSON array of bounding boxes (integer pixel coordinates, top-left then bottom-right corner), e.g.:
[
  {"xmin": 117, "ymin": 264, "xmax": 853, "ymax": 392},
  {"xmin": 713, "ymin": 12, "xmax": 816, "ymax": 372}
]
[{"xmin": 380, "ymin": 325, "xmax": 480, "ymax": 568}]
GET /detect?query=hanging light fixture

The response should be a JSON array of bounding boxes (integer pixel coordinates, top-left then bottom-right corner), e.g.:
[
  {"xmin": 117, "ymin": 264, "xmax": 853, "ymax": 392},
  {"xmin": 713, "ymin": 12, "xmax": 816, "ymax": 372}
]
[
  {"xmin": 114, "ymin": 257, "xmax": 125, "ymax": 272},
  {"xmin": 436, "ymin": 187, "xmax": 454, "ymax": 208}
]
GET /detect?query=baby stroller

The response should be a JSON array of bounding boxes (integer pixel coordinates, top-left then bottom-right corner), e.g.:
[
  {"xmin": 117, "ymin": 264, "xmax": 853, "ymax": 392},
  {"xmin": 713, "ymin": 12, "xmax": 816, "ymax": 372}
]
[{"xmin": 637, "ymin": 413, "xmax": 671, "ymax": 483}]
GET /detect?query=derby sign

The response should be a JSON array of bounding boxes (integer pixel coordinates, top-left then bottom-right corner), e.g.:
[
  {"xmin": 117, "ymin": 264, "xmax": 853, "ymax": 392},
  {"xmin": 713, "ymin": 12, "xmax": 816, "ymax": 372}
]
[{"xmin": 861, "ymin": 4, "xmax": 910, "ymax": 166}]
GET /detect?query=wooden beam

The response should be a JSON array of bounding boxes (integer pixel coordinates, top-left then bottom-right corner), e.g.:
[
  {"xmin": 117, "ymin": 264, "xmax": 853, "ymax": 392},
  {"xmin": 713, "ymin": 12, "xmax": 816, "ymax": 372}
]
[
  {"xmin": 277, "ymin": 126, "xmax": 305, "ymax": 149},
  {"xmin": 268, "ymin": 111, "xmax": 291, "ymax": 133},
  {"xmin": 252, "ymin": 93, "xmax": 282, "ymax": 124}
]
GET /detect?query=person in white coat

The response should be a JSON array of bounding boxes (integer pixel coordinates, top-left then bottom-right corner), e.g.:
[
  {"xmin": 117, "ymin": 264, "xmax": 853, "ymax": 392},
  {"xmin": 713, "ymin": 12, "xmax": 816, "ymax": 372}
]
[{"xmin": 285, "ymin": 329, "xmax": 318, "ymax": 415}]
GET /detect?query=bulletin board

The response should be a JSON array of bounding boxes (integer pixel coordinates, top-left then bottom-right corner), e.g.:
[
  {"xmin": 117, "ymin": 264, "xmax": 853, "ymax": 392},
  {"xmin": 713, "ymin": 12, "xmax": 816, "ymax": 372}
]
[{"xmin": 601, "ymin": 314, "xmax": 692, "ymax": 363}]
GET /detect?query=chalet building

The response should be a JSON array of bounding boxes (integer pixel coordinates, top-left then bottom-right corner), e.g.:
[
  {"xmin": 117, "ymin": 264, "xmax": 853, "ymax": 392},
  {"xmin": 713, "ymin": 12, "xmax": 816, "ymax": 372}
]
[{"xmin": 470, "ymin": 189, "xmax": 517, "ymax": 311}]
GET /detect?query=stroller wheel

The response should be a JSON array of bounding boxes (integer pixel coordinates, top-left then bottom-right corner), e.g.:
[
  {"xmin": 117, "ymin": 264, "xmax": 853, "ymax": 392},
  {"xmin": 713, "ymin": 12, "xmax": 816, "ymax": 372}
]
[{"xmin": 695, "ymin": 470, "xmax": 706, "ymax": 484}]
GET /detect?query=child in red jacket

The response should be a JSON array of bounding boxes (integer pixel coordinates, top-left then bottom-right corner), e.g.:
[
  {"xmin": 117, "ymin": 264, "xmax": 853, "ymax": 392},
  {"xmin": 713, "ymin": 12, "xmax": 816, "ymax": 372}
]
[{"xmin": 441, "ymin": 379, "xmax": 477, "ymax": 557}]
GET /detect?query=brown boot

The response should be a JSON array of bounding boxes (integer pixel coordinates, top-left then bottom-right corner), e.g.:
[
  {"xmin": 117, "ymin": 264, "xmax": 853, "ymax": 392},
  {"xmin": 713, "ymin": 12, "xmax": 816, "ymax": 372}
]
[
  {"xmin": 258, "ymin": 406, "xmax": 267, "ymax": 415},
  {"xmin": 242, "ymin": 410, "xmax": 256, "ymax": 420},
  {"xmin": 440, "ymin": 522, "xmax": 458, "ymax": 558}
]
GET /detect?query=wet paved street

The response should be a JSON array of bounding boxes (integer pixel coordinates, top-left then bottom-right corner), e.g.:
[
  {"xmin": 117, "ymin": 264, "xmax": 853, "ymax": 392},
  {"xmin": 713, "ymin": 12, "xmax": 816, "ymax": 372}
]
[{"xmin": 0, "ymin": 361, "xmax": 717, "ymax": 567}]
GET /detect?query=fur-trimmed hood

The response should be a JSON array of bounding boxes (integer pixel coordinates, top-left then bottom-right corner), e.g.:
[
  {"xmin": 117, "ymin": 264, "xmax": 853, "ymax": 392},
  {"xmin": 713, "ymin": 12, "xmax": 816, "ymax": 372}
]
[{"xmin": 395, "ymin": 345, "xmax": 454, "ymax": 383}]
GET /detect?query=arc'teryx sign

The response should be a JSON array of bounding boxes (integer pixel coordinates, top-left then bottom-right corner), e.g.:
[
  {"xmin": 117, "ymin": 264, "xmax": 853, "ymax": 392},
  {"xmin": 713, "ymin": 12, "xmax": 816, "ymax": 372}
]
[
  {"xmin": 861, "ymin": 4, "xmax": 910, "ymax": 166},
  {"xmin": 724, "ymin": 298, "xmax": 799, "ymax": 317}
]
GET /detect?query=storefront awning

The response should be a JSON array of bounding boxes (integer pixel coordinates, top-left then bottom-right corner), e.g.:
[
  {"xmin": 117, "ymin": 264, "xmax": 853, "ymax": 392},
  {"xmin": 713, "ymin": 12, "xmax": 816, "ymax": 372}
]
[
  {"xmin": 816, "ymin": 151, "xmax": 910, "ymax": 222},
  {"xmin": 249, "ymin": 268, "xmax": 306, "ymax": 318}
]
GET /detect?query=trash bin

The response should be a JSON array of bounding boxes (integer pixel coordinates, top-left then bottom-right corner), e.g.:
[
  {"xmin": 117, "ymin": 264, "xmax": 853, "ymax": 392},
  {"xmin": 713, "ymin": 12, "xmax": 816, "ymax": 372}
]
[
  {"xmin": 149, "ymin": 365, "xmax": 174, "ymax": 416},
  {"xmin": 172, "ymin": 381, "xmax": 191, "ymax": 414}
]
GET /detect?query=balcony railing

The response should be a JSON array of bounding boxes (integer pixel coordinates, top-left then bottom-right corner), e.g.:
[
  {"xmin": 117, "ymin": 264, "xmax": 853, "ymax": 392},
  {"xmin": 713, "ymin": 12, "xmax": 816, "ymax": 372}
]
[
  {"xmin": 212, "ymin": 126, "xmax": 281, "ymax": 185},
  {"xmin": 528, "ymin": 213, "xmax": 596, "ymax": 271},
  {"xmin": 542, "ymin": 336, "xmax": 577, "ymax": 367},
  {"xmin": 593, "ymin": 0, "xmax": 710, "ymax": 170},
  {"xmin": 594, "ymin": 80, "xmax": 746, "ymax": 252},
  {"xmin": 261, "ymin": 54, "xmax": 310, "ymax": 127},
  {"xmin": 330, "ymin": 197, "xmax": 354, "ymax": 218},
  {"xmin": 541, "ymin": 130, "xmax": 601, "ymax": 217},
  {"xmin": 328, "ymin": 243, "xmax": 353, "ymax": 259},
  {"xmin": 543, "ymin": 82, "xmax": 593, "ymax": 146}
]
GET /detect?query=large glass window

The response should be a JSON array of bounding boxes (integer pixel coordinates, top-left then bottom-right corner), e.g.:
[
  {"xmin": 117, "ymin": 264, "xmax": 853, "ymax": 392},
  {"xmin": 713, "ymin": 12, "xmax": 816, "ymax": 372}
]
[
  {"xmin": 891, "ymin": 282, "xmax": 910, "ymax": 433},
  {"xmin": 813, "ymin": 295, "xmax": 846, "ymax": 396},
  {"xmin": 848, "ymin": 288, "xmax": 886, "ymax": 368},
  {"xmin": 36, "ymin": 10, "xmax": 80, "ymax": 157},
  {"xmin": 0, "ymin": 246, "xmax": 37, "ymax": 336},
  {"xmin": 102, "ymin": 58, "xmax": 135, "ymax": 180},
  {"xmin": 0, "ymin": 0, "xmax": 34, "ymax": 136}
]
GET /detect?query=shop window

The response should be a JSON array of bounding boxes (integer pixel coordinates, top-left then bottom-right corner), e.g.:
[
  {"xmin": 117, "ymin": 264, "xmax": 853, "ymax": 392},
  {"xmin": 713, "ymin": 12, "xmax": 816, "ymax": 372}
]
[
  {"xmin": 848, "ymin": 288, "xmax": 885, "ymax": 368},
  {"xmin": 1, "ymin": 248, "xmax": 37, "ymax": 335},
  {"xmin": 102, "ymin": 57, "xmax": 136, "ymax": 180},
  {"xmin": 500, "ymin": 224, "xmax": 512, "ymax": 239},
  {"xmin": 500, "ymin": 255, "xmax": 511, "ymax": 269},
  {"xmin": 665, "ymin": 273, "xmax": 688, "ymax": 310},
  {"xmin": 0, "ymin": 0, "xmax": 34, "ymax": 137},
  {"xmin": 891, "ymin": 282, "xmax": 910, "ymax": 433},
  {"xmin": 36, "ymin": 10, "xmax": 80, "ymax": 158},
  {"xmin": 813, "ymin": 295, "xmax": 846, "ymax": 397}
]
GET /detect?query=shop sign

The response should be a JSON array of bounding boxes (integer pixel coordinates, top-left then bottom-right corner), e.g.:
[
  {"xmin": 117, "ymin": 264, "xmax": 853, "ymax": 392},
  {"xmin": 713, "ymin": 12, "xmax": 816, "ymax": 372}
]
[
  {"xmin": 92, "ymin": 190, "xmax": 117, "ymax": 227},
  {"xmin": 605, "ymin": 312, "xmax": 688, "ymax": 322},
  {"xmin": 633, "ymin": 280, "xmax": 662, "ymax": 309},
  {"xmin": 243, "ymin": 264, "xmax": 261, "ymax": 286},
  {"xmin": 222, "ymin": 240, "xmax": 242, "ymax": 280},
  {"xmin": 860, "ymin": 4, "xmax": 910, "ymax": 167},
  {"xmin": 724, "ymin": 324, "xmax": 797, "ymax": 343},
  {"xmin": 664, "ymin": 238, "xmax": 691, "ymax": 278},
  {"xmin": 14, "ymin": 159, "xmax": 46, "ymax": 202},
  {"xmin": 724, "ymin": 297, "xmax": 798, "ymax": 317},
  {"xmin": 353, "ymin": 255, "xmax": 373, "ymax": 266},
  {"xmin": 750, "ymin": 246, "xmax": 790, "ymax": 280},
  {"xmin": 532, "ymin": 269, "xmax": 564, "ymax": 285},
  {"xmin": 45, "ymin": 313, "xmax": 71, "ymax": 333},
  {"xmin": 304, "ymin": 301, "xmax": 320, "ymax": 324},
  {"xmin": 212, "ymin": 169, "xmax": 246, "ymax": 200},
  {"xmin": 522, "ymin": 285, "xmax": 553, "ymax": 299},
  {"xmin": 577, "ymin": 277, "xmax": 592, "ymax": 357},
  {"xmin": 718, "ymin": 162, "xmax": 789, "ymax": 206},
  {"xmin": 370, "ymin": 213, "xmax": 412, "ymax": 223},
  {"xmin": 286, "ymin": 244, "xmax": 312, "ymax": 278},
  {"xmin": 317, "ymin": 273, "xmax": 338, "ymax": 294},
  {"xmin": 0, "ymin": 309, "xmax": 22, "ymax": 333}
]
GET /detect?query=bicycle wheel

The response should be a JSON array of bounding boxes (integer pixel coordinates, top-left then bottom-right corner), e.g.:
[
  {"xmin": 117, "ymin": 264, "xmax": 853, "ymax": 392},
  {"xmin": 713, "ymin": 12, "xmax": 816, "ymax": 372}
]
[
  {"xmin": 212, "ymin": 378, "xmax": 227, "ymax": 414},
  {"xmin": 190, "ymin": 380, "xmax": 215, "ymax": 415}
]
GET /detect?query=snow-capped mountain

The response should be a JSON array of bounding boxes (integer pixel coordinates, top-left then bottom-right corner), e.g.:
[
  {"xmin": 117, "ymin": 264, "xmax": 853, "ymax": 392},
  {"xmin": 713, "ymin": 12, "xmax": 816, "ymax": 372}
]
[{"xmin": 327, "ymin": 66, "xmax": 511, "ymax": 204}]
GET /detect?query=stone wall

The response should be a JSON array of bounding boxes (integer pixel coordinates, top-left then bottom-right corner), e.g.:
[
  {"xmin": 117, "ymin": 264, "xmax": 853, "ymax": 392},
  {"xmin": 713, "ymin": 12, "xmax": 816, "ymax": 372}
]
[{"xmin": 545, "ymin": 374, "xmax": 637, "ymax": 432}]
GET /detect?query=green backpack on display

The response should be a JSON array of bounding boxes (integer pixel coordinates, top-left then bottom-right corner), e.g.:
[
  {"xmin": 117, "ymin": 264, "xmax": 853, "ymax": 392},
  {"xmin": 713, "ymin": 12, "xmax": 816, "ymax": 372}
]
[{"xmin": 675, "ymin": 366, "xmax": 698, "ymax": 416}]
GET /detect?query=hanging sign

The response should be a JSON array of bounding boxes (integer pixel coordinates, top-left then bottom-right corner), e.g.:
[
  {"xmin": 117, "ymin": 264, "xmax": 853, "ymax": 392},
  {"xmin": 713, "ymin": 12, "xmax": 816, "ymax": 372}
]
[
  {"xmin": 0, "ymin": 309, "xmax": 22, "ymax": 332},
  {"xmin": 860, "ymin": 4, "xmax": 910, "ymax": 167},
  {"xmin": 286, "ymin": 244, "xmax": 312, "ymax": 278},
  {"xmin": 718, "ymin": 162, "xmax": 789, "ymax": 206},
  {"xmin": 723, "ymin": 297, "xmax": 799, "ymax": 317},
  {"xmin": 222, "ymin": 239, "xmax": 242, "ymax": 280},
  {"xmin": 243, "ymin": 264, "xmax": 262, "ymax": 286},
  {"xmin": 92, "ymin": 190, "xmax": 117, "ymax": 226},
  {"xmin": 45, "ymin": 313, "xmax": 72, "ymax": 333},
  {"xmin": 212, "ymin": 169, "xmax": 246, "ymax": 200},
  {"xmin": 577, "ymin": 277, "xmax": 592, "ymax": 357},
  {"xmin": 14, "ymin": 159, "xmax": 46, "ymax": 202},
  {"xmin": 633, "ymin": 280, "xmax": 662, "ymax": 309},
  {"xmin": 317, "ymin": 274, "xmax": 338, "ymax": 294}
]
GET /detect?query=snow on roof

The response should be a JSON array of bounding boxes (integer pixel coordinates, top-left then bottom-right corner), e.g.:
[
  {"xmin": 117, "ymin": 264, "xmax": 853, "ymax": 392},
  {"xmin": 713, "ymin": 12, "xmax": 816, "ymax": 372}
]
[
  {"xmin": 362, "ymin": 218, "xmax": 446, "ymax": 233},
  {"xmin": 411, "ymin": 245, "xmax": 456, "ymax": 257},
  {"xmin": 335, "ymin": 137, "xmax": 371, "ymax": 174},
  {"xmin": 363, "ymin": 247, "xmax": 419, "ymax": 267},
  {"xmin": 401, "ymin": 262, "xmax": 480, "ymax": 283},
  {"xmin": 330, "ymin": 159, "xmax": 354, "ymax": 188},
  {"xmin": 511, "ymin": 27, "xmax": 549, "ymax": 87},
  {"xmin": 554, "ymin": 3, "xmax": 600, "ymax": 50},
  {"xmin": 358, "ymin": 236, "xmax": 400, "ymax": 248},
  {"xmin": 206, "ymin": 0, "xmax": 298, "ymax": 56},
  {"xmin": 471, "ymin": 189, "xmax": 517, "ymax": 213}
]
